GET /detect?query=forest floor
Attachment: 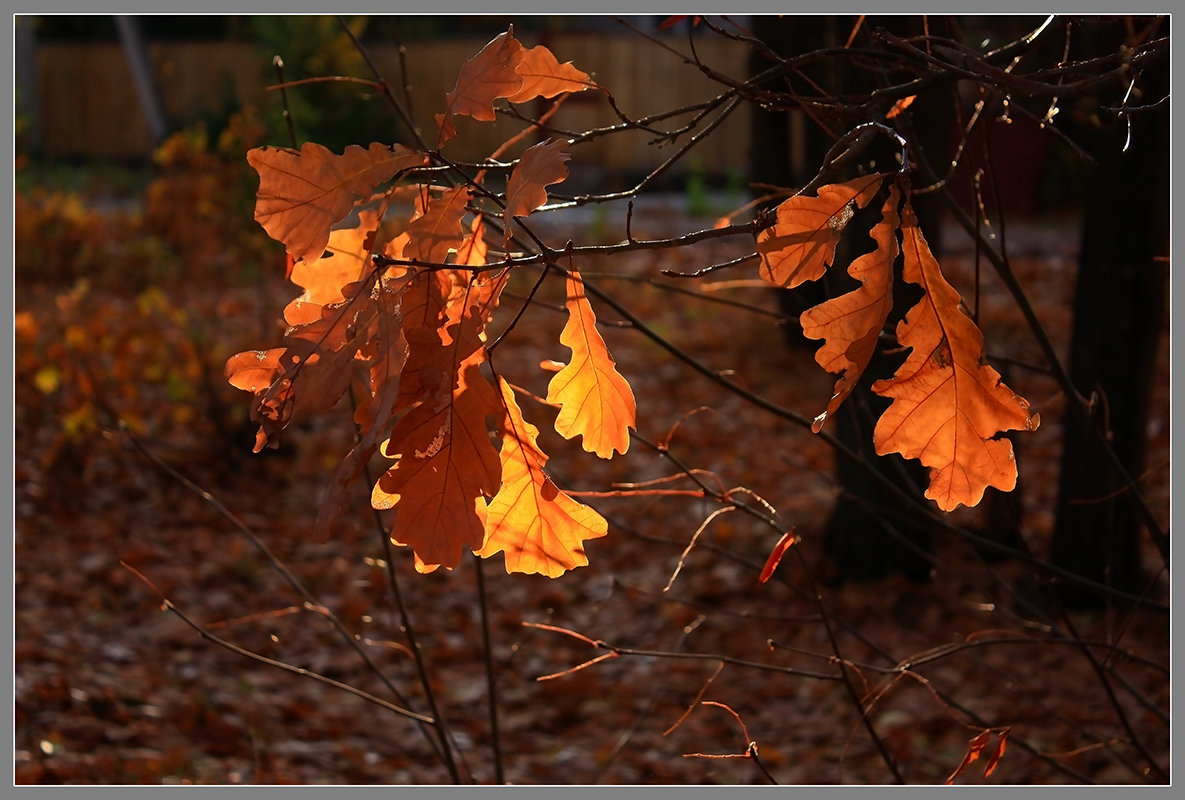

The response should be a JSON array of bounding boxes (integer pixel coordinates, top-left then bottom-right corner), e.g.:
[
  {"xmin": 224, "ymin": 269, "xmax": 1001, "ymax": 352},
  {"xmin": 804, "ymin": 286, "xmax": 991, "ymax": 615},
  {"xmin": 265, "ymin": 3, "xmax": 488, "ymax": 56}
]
[{"xmin": 14, "ymin": 192, "xmax": 1171, "ymax": 785}]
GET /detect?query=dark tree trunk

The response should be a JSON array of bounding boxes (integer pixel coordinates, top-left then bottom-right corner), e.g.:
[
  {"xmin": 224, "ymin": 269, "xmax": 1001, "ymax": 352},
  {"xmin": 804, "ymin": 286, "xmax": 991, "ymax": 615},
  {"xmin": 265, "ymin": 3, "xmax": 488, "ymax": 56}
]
[{"xmin": 1050, "ymin": 30, "xmax": 1169, "ymax": 606}]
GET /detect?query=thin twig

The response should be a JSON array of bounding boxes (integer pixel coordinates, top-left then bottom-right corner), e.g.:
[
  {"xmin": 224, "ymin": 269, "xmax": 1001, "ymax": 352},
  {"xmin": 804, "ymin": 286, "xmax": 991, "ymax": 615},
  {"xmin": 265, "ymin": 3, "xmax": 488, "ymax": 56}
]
[
  {"xmin": 121, "ymin": 562, "xmax": 432, "ymax": 725},
  {"xmin": 473, "ymin": 555, "xmax": 506, "ymax": 785}
]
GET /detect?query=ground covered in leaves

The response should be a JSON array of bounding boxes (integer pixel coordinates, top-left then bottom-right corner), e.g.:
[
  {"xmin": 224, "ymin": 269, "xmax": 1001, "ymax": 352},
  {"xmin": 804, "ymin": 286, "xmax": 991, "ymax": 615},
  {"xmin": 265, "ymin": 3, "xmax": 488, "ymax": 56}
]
[{"xmin": 14, "ymin": 190, "xmax": 1170, "ymax": 785}]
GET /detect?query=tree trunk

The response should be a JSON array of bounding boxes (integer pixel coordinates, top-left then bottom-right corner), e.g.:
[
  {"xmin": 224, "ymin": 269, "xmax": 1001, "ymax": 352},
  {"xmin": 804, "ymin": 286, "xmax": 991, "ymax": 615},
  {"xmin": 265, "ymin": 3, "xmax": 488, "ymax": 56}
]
[
  {"xmin": 115, "ymin": 15, "xmax": 169, "ymax": 150},
  {"xmin": 1050, "ymin": 34, "xmax": 1169, "ymax": 606}
]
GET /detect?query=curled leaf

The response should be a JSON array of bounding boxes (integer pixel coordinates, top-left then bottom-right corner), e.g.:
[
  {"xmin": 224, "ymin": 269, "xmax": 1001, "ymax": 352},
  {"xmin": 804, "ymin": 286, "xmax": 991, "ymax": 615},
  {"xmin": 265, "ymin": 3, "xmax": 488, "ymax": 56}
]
[
  {"xmin": 801, "ymin": 185, "xmax": 900, "ymax": 432},
  {"xmin": 758, "ymin": 531, "xmax": 798, "ymax": 584}
]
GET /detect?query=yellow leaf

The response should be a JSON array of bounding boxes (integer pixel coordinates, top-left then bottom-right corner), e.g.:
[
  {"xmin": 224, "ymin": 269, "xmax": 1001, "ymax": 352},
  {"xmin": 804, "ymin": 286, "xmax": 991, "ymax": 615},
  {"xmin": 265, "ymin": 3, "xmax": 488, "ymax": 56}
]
[
  {"xmin": 479, "ymin": 378, "xmax": 608, "ymax": 577},
  {"xmin": 546, "ymin": 269, "xmax": 636, "ymax": 458}
]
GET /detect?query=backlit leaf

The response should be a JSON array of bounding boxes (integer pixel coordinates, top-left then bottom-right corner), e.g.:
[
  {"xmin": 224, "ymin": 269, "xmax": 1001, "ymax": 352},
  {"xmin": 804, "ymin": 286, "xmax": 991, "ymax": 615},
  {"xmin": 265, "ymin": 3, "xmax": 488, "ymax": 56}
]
[
  {"xmin": 982, "ymin": 728, "xmax": 1009, "ymax": 778},
  {"xmin": 801, "ymin": 185, "xmax": 900, "ymax": 432},
  {"xmin": 248, "ymin": 141, "xmax": 425, "ymax": 264},
  {"xmin": 758, "ymin": 531, "xmax": 798, "ymax": 584},
  {"xmin": 756, "ymin": 173, "xmax": 884, "ymax": 289},
  {"xmin": 946, "ymin": 729, "xmax": 993, "ymax": 785},
  {"xmin": 284, "ymin": 210, "xmax": 379, "ymax": 326},
  {"xmin": 871, "ymin": 202, "xmax": 1040, "ymax": 511},
  {"xmin": 371, "ymin": 303, "xmax": 502, "ymax": 570},
  {"xmin": 547, "ymin": 268, "xmax": 636, "ymax": 458},
  {"xmin": 436, "ymin": 29, "xmax": 526, "ymax": 146},
  {"xmin": 504, "ymin": 139, "xmax": 570, "ymax": 237},
  {"xmin": 479, "ymin": 377, "xmax": 608, "ymax": 577},
  {"xmin": 406, "ymin": 185, "xmax": 471, "ymax": 265},
  {"xmin": 226, "ymin": 217, "xmax": 410, "ymax": 454},
  {"xmin": 506, "ymin": 44, "xmax": 599, "ymax": 103}
]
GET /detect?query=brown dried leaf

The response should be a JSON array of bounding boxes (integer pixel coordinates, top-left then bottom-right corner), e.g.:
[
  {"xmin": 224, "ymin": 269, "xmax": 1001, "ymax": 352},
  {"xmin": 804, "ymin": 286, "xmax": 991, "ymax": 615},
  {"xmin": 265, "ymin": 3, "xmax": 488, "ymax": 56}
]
[
  {"xmin": 504, "ymin": 138, "xmax": 570, "ymax": 236},
  {"xmin": 248, "ymin": 141, "xmax": 424, "ymax": 264},
  {"xmin": 506, "ymin": 44, "xmax": 598, "ymax": 103},
  {"xmin": 406, "ymin": 185, "xmax": 470, "ymax": 265},
  {"xmin": 371, "ymin": 303, "xmax": 502, "ymax": 569}
]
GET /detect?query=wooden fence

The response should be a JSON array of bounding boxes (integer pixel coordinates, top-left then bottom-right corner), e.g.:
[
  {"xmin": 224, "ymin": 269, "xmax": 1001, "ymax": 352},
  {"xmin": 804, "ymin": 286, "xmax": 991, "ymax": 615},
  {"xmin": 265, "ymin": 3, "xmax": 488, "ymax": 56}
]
[{"xmin": 30, "ymin": 34, "xmax": 754, "ymax": 179}]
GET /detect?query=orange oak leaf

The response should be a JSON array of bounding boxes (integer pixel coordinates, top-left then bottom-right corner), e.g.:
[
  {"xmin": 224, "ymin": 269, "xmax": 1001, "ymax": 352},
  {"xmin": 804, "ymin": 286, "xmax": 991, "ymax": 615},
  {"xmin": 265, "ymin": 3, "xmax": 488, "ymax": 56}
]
[
  {"xmin": 547, "ymin": 268, "xmax": 636, "ymax": 458},
  {"xmin": 801, "ymin": 185, "xmax": 901, "ymax": 432},
  {"xmin": 504, "ymin": 138, "xmax": 570, "ymax": 237},
  {"xmin": 371, "ymin": 304, "xmax": 502, "ymax": 570},
  {"xmin": 479, "ymin": 377, "xmax": 608, "ymax": 577},
  {"xmin": 389, "ymin": 270, "xmax": 458, "ymax": 418},
  {"xmin": 506, "ymin": 44, "xmax": 599, "ymax": 103},
  {"xmin": 455, "ymin": 213, "xmax": 489, "ymax": 268},
  {"xmin": 226, "ymin": 215, "xmax": 416, "ymax": 455},
  {"xmin": 248, "ymin": 141, "xmax": 425, "ymax": 264},
  {"xmin": 756, "ymin": 173, "xmax": 884, "ymax": 289},
  {"xmin": 871, "ymin": 202, "xmax": 1040, "ymax": 511},
  {"xmin": 406, "ymin": 185, "xmax": 471, "ymax": 265},
  {"xmin": 284, "ymin": 210, "xmax": 380, "ymax": 326},
  {"xmin": 436, "ymin": 29, "xmax": 526, "ymax": 146}
]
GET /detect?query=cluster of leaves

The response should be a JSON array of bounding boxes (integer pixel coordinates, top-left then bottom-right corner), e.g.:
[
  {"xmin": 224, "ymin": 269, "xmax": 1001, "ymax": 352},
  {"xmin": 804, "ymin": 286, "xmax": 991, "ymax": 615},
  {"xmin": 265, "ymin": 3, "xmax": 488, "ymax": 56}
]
[
  {"xmin": 228, "ymin": 26, "xmax": 1039, "ymax": 580},
  {"xmin": 14, "ymin": 185, "xmax": 161, "ymax": 291},
  {"xmin": 754, "ymin": 174, "xmax": 1039, "ymax": 511},
  {"xmin": 228, "ymin": 30, "xmax": 627, "ymax": 577},
  {"xmin": 142, "ymin": 109, "xmax": 277, "ymax": 276},
  {"xmin": 14, "ymin": 282, "xmax": 231, "ymax": 484},
  {"xmin": 16, "ymin": 108, "xmax": 275, "ymax": 292}
]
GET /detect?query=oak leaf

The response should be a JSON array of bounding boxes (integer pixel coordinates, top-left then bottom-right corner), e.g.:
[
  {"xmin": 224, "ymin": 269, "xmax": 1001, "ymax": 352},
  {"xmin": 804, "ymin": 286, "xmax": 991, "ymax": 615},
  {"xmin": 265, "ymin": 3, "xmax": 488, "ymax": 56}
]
[
  {"xmin": 871, "ymin": 203, "xmax": 1040, "ymax": 511},
  {"xmin": 406, "ymin": 185, "xmax": 471, "ymax": 265},
  {"xmin": 436, "ymin": 28, "xmax": 597, "ymax": 146},
  {"xmin": 479, "ymin": 377, "xmax": 608, "ymax": 577},
  {"xmin": 436, "ymin": 29, "xmax": 526, "ymax": 146},
  {"xmin": 506, "ymin": 44, "xmax": 599, "ymax": 103},
  {"xmin": 316, "ymin": 246, "xmax": 414, "ymax": 539},
  {"xmin": 756, "ymin": 173, "xmax": 884, "ymax": 289},
  {"xmin": 547, "ymin": 268, "xmax": 636, "ymax": 458},
  {"xmin": 225, "ymin": 276, "xmax": 376, "ymax": 452},
  {"xmin": 248, "ymin": 141, "xmax": 425, "ymax": 264},
  {"xmin": 371, "ymin": 303, "xmax": 502, "ymax": 570},
  {"xmin": 284, "ymin": 210, "xmax": 380, "ymax": 326},
  {"xmin": 504, "ymin": 138, "xmax": 570, "ymax": 238},
  {"xmin": 801, "ymin": 185, "xmax": 901, "ymax": 432}
]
